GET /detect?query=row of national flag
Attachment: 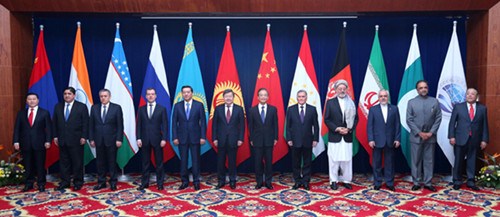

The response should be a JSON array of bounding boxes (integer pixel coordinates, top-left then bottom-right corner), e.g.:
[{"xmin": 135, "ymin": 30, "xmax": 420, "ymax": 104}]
[{"xmin": 28, "ymin": 21, "xmax": 465, "ymax": 171}]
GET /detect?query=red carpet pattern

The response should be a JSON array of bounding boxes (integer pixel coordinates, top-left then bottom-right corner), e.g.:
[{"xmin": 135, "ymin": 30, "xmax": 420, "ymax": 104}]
[{"xmin": 0, "ymin": 173, "xmax": 498, "ymax": 216}]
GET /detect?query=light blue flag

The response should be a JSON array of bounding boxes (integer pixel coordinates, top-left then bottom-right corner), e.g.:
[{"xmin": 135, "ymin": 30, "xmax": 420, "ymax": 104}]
[{"xmin": 170, "ymin": 23, "xmax": 212, "ymax": 168}]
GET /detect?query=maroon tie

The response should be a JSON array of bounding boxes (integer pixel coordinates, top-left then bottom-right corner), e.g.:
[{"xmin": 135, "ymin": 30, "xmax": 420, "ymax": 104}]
[
  {"xmin": 226, "ymin": 106, "xmax": 231, "ymax": 124},
  {"xmin": 28, "ymin": 108, "xmax": 34, "ymax": 127}
]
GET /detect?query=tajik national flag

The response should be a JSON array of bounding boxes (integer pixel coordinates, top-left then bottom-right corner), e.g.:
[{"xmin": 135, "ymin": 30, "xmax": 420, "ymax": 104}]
[
  {"xmin": 436, "ymin": 21, "xmax": 467, "ymax": 166},
  {"xmin": 207, "ymin": 26, "xmax": 251, "ymax": 166},
  {"xmin": 397, "ymin": 24, "xmax": 424, "ymax": 168},
  {"xmin": 104, "ymin": 23, "xmax": 138, "ymax": 169},
  {"xmin": 287, "ymin": 25, "xmax": 324, "ymax": 160},
  {"xmin": 252, "ymin": 25, "xmax": 288, "ymax": 164},
  {"xmin": 68, "ymin": 22, "xmax": 95, "ymax": 166},
  {"xmin": 356, "ymin": 25, "xmax": 390, "ymax": 165}
]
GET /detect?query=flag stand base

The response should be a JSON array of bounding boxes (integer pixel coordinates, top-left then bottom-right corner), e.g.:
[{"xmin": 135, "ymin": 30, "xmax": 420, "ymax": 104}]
[
  {"xmin": 402, "ymin": 175, "xmax": 413, "ymax": 182},
  {"xmin": 118, "ymin": 169, "xmax": 132, "ymax": 182},
  {"xmin": 46, "ymin": 174, "xmax": 58, "ymax": 182},
  {"xmin": 365, "ymin": 173, "xmax": 374, "ymax": 181},
  {"xmin": 149, "ymin": 174, "xmax": 157, "ymax": 183},
  {"xmin": 84, "ymin": 174, "xmax": 95, "ymax": 182},
  {"xmin": 441, "ymin": 175, "xmax": 453, "ymax": 184}
]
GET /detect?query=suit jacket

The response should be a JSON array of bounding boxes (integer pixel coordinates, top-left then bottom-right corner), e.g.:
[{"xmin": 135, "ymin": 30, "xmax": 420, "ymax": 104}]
[
  {"xmin": 52, "ymin": 101, "xmax": 89, "ymax": 146},
  {"xmin": 13, "ymin": 107, "xmax": 52, "ymax": 151},
  {"xmin": 406, "ymin": 96, "xmax": 441, "ymax": 144},
  {"xmin": 324, "ymin": 97, "xmax": 358, "ymax": 143},
  {"xmin": 448, "ymin": 102, "xmax": 489, "ymax": 146},
  {"xmin": 367, "ymin": 104, "xmax": 401, "ymax": 148},
  {"xmin": 136, "ymin": 103, "xmax": 169, "ymax": 146},
  {"xmin": 212, "ymin": 104, "xmax": 245, "ymax": 147},
  {"xmin": 248, "ymin": 104, "xmax": 278, "ymax": 147},
  {"xmin": 285, "ymin": 104, "xmax": 319, "ymax": 148},
  {"xmin": 172, "ymin": 100, "xmax": 206, "ymax": 144},
  {"xmin": 89, "ymin": 102, "xmax": 124, "ymax": 146}
]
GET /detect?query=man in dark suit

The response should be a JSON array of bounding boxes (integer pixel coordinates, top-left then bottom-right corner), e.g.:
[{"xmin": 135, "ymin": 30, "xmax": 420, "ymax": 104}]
[
  {"xmin": 449, "ymin": 88, "xmax": 489, "ymax": 191},
  {"xmin": 367, "ymin": 89, "xmax": 401, "ymax": 191},
  {"xmin": 212, "ymin": 89, "xmax": 245, "ymax": 190},
  {"xmin": 89, "ymin": 89, "xmax": 123, "ymax": 191},
  {"xmin": 286, "ymin": 90, "xmax": 319, "ymax": 191},
  {"xmin": 248, "ymin": 88, "xmax": 278, "ymax": 190},
  {"xmin": 13, "ymin": 92, "xmax": 52, "ymax": 192},
  {"xmin": 52, "ymin": 87, "xmax": 89, "ymax": 191},
  {"xmin": 136, "ymin": 88, "xmax": 168, "ymax": 191},
  {"xmin": 172, "ymin": 85, "xmax": 207, "ymax": 191}
]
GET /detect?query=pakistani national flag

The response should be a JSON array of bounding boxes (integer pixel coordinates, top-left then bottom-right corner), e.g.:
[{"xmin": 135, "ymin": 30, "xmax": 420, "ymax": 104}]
[
  {"xmin": 287, "ymin": 25, "xmax": 324, "ymax": 160},
  {"xmin": 356, "ymin": 25, "xmax": 390, "ymax": 165},
  {"xmin": 104, "ymin": 23, "xmax": 138, "ymax": 169},
  {"xmin": 436, "ymin": 21, "xmax": 467, "ymax": 166},
  {"xmin": 68, "ymin": 22, "xmax": 95, "ymax": 166},
  {"xmin": 398, "ymin": 24, "xmax": 424, "ymax": 168}
]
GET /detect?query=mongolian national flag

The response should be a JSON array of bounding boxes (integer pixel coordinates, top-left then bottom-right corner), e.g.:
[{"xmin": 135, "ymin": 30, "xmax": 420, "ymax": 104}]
[
  {"xmin": 139, "ymin": 25, "xmax": 175, "ymax": 165},
  {"xmin": 170, "ymin": 23, "xmax": 212, "ymax": 168},
  {"xmin": 68, "ymin": 22, "xmax": 95, "ymax": 166},
  {"xmin": 251, "ymin": 24, "xmax": 287, "ymax": 164},
  {"xmin": 104, "ymin": 23, "xmax": 138, "ymax": 169},
  {"xmin": 321, "ymin": 22, "xmax": 359, "ymax": 156},
  {"xmin": 207, "ymin": 26, "xmax": 251, "ymax": 166},
  {"xmin": 29, "ymin": 25, "xmax": 59, "ymax": 169}
]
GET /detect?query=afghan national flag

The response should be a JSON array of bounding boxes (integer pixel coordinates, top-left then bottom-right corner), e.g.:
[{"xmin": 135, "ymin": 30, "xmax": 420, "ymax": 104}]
[
  {"xmin": 356, "ymin": 25, "xmax": 390, "ymax": 165},
  {"xmin": 139, "ymin": 25, "xmax": 175, "ymax": 165},
  {"xmin": 287, "ymin": 25, "xmax": 324, "ymax": 160},
  {"xmin": 29, "ymin": 25, "xmax": 59, "ymax": 169},
  {"xmin": 321, "ymin": 23, "xmax": 359, "ymax": 156},
  {"xmin": 68, "ymin": 22, "xmax": 95, "ymax": 166},
  {"xmin": 251, "ymin": 24, "xmax": 287, "ymax": 164},
  {"xmin": 397, "ymin": 24, "xmax": 424, "ymax": 168},
  {"xmin": 104, "ymin": 23, "xmax": 138, "ymax": 169},
  {"xmin": 207, "ymin": 26, "xmax": 251, "ymax": 166}
]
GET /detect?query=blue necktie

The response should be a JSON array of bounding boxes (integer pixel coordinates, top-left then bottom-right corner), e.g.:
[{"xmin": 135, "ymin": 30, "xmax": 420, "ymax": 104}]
[
  {"xmin": 260, "ymin": 106, "xmax": 265, "ymax": 123},
  {"xmin": 186, "ymin": 103, "xmax": 191, "ymax": 120},
  {"xmin": 300, "ymin": 105, "xmax": 305, "ymax": 123},
  {"xmin": 65, "ymin": 103, "xmax": 70, "ymax": 121},
  {"xmin": 102, "ymin": 105, "xmax": 107, "ymax": 123}
]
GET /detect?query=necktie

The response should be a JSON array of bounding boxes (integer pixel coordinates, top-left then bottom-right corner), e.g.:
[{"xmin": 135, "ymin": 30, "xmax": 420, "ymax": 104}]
[
  {"xmin": 469, "ymin": 104, "xmax": 474, "ymax": 136},
  {"xmin": 300, "ymin": 105, "xmax": 305, "ymax": 123},
  {"xmin": 260, "ymin": 106, "xmax": 265, "ymax": 123},
  {"xmin": 186, "ymin": 103, "xmax": 190, "ymax": 120},
  {"xmin": 28, "ymin": 108, "xmax": 34, "ymax": 127},
  {"xmin": 149, "ymin": 103, "xmax": 153, "ymax": 119},
  {"xmin": 65, "ymin": 103, "xmax": 70, "ymax": 121},
  {"xmin": 102, "ymin": 105, "xmax": 107, "ymax": 122},
  {"xmin": 226, "ymin": 106, "xmax": 231, "ymax": 124}
]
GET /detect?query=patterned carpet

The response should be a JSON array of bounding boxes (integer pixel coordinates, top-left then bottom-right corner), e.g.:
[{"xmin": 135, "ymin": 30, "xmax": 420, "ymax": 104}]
[{"xmin": 0, "ymin": 173, "xmax": 499, "ymax": 217}]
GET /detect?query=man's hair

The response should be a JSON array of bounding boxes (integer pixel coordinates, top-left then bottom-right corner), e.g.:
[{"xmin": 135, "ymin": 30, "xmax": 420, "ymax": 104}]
[
  {"xmin": 64, "ymin": 87, "xmax": 76, "ymax": 94},
  {"xmin": 26, "ymin": 92, "xmax": 39, "ymax": 99},
  {"xmin": 223, "ymin": 89, "xmax": 234, "ymax": 97},
  {"xmin": 415, "ymin": 80, "xmax": 428, "ymax": 89},
  {"xmin": 181, "ymin": 85, "xmax": 193, "ymax": 92}
]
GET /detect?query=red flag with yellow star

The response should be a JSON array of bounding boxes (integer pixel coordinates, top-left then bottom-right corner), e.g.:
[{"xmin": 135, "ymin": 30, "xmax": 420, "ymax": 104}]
[{"xmin": 251, "ymin": 25, "xmax": 288, "ymax": 164}]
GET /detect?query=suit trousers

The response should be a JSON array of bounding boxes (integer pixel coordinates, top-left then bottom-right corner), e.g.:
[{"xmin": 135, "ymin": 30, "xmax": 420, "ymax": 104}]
[
  {"xmin": 96, "ymin": 143, "xmax": 118, "ymax": 185},
  {"xmin": 292, "ymin": 146, "xmax": 312, "ymax": 184},
  {"xmin": 59, "ymin": 144, "xmax": 84, "ymax": 187},
  {"xmin": 179, "ymin": 143, "xmax": 201, "ymax": 184},
  {"xmin": 453, "ymin": 137, "xmax": 478, "ymax": 186},
  {"xmin": 411, "ymin": 142, "xmax": 435, "ymax": 186},
  {"xmin": 217, "ymin": 143, "xmax": 237, "ymax": 184},
  {"xmin": 372, "ymin": 145, "xmax": 395, "ymax": 186},
  {"xmin": 254, "ymin": 146, "xmax": 273, "ymax": 185},
  {"xmin": 22, "ymin": 149, "xmax": 46, "ymax": 186},
  {"xmin": 140, "ymin": 143, "xmax": 165, "ymax": 186}
]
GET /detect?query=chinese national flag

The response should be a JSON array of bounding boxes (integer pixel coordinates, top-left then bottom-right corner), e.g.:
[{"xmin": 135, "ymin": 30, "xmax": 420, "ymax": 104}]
[
  {"xmin": 207, "ymin": 27, "xmax": 251, "ymax": 166},
  {"xmin": 251, "ymin": 25, "xmax": 288, "ymax": 164}
]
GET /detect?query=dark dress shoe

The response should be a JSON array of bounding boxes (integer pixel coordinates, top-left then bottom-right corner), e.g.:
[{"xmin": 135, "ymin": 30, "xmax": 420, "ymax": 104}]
[
  {"xmin": 255, "ymin": 183, "xmax": 263, "ymax": 189},
  {"xmin": 93, "ymin": 183, "xmax": 106, "ymax": 191},
  {"xmin": 374, "ymin": 185, "xmax": 381, "ymax": 190},
  {"xmin": 22, "ymin": 185, "xmax": 34, "ymax": 192},
  {"xmin": 137, "ymin": 184, "xmax": 149, "ymax": 190},
  {"xmin": 56, "ymin": 184, "xmax": 70, "ymax": 191},
  {"xmin": 110, "ymin": 184, "xmax": 117, "ymax": 191},
  {"xmin": 424, "ymin": 185, "xmax": 437, "ymax": 192},
  {"xmin": 303, "ymin": 183, "xmax": 310, "ymax": 191},
  {"xmin": 265, "ymin": 183, "xmax": 273, "ymax": 190},
  {"xmin": 411, "ymin": 185, "xmax": 421, "ymax": 191},
  {"xmin": 73, "ymin": 186, "xmax": 82, "ymax": 191},
  {"xmin": 467, "ymin": 185, "xmax": 480, "ymax": 191},
  {"xmin": 330, "ymin": 182, "xmax": 338, "ymax": 190},
  {"xmin": 178, "ymin": 183, "xmax": 189, "ymax": 190},
  {"xmin": 215, "ymin": 183, "xmax": 225, "ymax": 189},
  {"xmin": 157, "ymin": 185, "xmax": 164, "ymax": 190},
  {"xmin": 38, "ymin": 185, "xmax": 45, "ymax": 192},
  {"xmin": 230, "ymin": 182, "xmax": 236, "ymax": 189},
  {"xmin": 194, "ymin": 183, "xmax": 200, "ymax": 190},
  {"xmin": 292, "ymin": 183, "xmax": 301, "ymax": 190},
  {"xmin": 387, "ymin": 186, "xmax": 396, "ymax": 191},
  {"xmin": 452, "ymin": 184, "xmax": 461, "ymax": 190},
  {"xmin": 343, "ymin": 183, "xmax": 352, "ymax": 190}
]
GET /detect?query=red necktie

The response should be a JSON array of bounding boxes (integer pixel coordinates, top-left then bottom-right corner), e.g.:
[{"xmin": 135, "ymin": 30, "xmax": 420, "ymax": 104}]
[
  {"xmin": 28, "ymin": 108, "xmax": 34, "ymax": 127},
  {"xmin": 226, "ymin": 106, "xmax": 231, "ymax": 124},
  {"xmin": 469, "ymin": 104, "xmax": 474, "ymax": 136}
]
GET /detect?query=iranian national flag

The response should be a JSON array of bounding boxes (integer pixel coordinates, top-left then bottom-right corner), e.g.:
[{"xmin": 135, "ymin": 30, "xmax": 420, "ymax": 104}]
[
  {"xmin": 287, "ymin": 25, "xmax": 324, "ymax": 160},
  {"xmin": 104, "ymin": 23, "xmax": 138, "ymax": 169},
  {"xmin": 398, "ymin": 24, "xmax": 424, "ymax": 168},
  {"xmin": 356, "ymin": 25, "xmax": 390, "ymax": 165},
  {"xmin": 68, "ymin": 22, "xmax": 95, "ymax": 166}
]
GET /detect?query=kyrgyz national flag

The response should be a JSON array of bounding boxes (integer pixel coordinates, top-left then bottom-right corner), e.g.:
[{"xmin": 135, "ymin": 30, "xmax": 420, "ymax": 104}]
[
  {"xmin": 321, "ymin": 23, "xmax": 359, "ymax": 156},
  {"xmin": 139, "ymin": 25, "xmax": 175, "ymax": 165},
  {"xmin": 207, "ymin": 26, "xmax": 250, "ymax": 166},
  {"xmin": 104, "ymin": 23, "xmax": 138, "ymax": 169},
  {"xmin": 251, "ymin": 24, "xmax": 287, "ymax": 164},
  {"xmin": 287, "ymin": 25, "xmax": 324, "ymax": 160},
  {"xmin": 356, "ymin": 25, "xmax": 390, "ymax": 165},
  {"xmin": 29, "ymin": 25, "xmax": 59, "ymax": 169},
  {"xmin": 68, "ymin": 22, "xmax": 95, "ymax": 166},
  {"xmin": 398, "ymin": 24, "xmax": 424, "ymax": 168}
]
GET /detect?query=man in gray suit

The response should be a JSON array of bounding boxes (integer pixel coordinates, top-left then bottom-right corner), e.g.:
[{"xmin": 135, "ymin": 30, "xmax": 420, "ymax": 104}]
[
  {"xmin": 406, "ymin": 80, "xmax": 442, "ymax": 192},
  {"xmin": 448, "ymin": 88, "xmax": 489, "ymax": 191}
]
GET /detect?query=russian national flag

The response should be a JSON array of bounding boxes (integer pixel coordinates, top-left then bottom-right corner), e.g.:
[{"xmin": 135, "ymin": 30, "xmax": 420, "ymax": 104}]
[{"xmin": 29, "ymin": 25, "xmax": 59, "ymax": 169}]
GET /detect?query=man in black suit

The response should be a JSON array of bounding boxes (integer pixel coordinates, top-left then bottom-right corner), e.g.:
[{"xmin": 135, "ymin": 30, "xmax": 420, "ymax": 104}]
[
  {"xmin": 136, "ymin": 88, "xmax": 168, "ymax": 191},
  {"xmin": 172, "ymin": 85, "xmax": 206, "ymax": 191},
  {"xmin": 449, "ymin": 88, "xmax": 489, "ymax": 191},
  {"xmin": 13, "ymin": 93, "xmax": 52, "ymax": 192},
  {"xmin": 248, "ymin": 88, "xmax": 278, "ymax": 190},
  {"xmin": 212, "ymin": 89, "xmax": 245, "ymax": 190},
  {"xmin": 286, "ymin": 90, "xmax": 319, "ymax": 191},
  {"xmin": 52, "ymin": 87, "xmax": 89, "ymax": 191},
  {"xmin": 89, "ymin": 89, "xmax": 123, "ymax": 191},
  {"xmin": 367, "ymin": 89, "xmax": 401, "ymax": 191}
]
